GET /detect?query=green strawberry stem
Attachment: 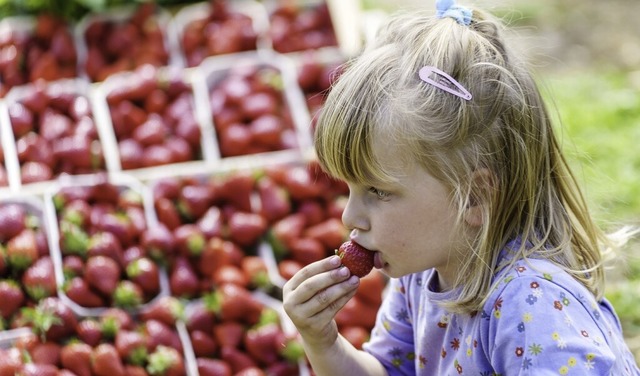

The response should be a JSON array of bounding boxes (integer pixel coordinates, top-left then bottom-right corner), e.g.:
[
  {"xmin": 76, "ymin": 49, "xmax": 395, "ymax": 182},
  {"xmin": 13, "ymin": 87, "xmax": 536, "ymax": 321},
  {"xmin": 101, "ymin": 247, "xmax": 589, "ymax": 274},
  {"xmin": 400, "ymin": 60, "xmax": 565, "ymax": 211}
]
[
  {"xmin": 280, "ymin": 337, "xmax": 306, "ymax": 363},
  {"xmin": 60, "ymin": 221, "xmax": 89, "ymax": 257},
  {"xmin": 202, "ymin": 290, "xmax": 221, "ymax": 314},
  {"xmin": 101, "ymin": 317, "xmax": 118, "ymax": 340},
  {"xmin": 251, "ymin": 270, "xmax": 273, "ymax": 290},
  {"xmin": 113, "ymin": 283, "xmax": 143, "ymax": 309},
  {"xmin": 256, "ymin": 308, "xmax": 280, "ymax": 327},
  {"xmin": 146, "ymin": 345, "xmax": 177, "ymax": 375},
  {"xmin": 20, "ymin": 303, "xmax": 62, "ymax": 342},
  {"xmin": 128, "ymin": 346, "xmax": 149, "ymax": 367}
]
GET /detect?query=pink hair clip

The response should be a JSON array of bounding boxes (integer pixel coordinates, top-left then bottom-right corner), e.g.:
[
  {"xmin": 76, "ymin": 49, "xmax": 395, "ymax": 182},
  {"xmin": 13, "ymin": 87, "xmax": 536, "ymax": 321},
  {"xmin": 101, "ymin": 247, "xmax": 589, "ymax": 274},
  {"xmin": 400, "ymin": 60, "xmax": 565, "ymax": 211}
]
[{"xmin": 419, "ymin": 66, "xmax": 472, "ymax": 100}]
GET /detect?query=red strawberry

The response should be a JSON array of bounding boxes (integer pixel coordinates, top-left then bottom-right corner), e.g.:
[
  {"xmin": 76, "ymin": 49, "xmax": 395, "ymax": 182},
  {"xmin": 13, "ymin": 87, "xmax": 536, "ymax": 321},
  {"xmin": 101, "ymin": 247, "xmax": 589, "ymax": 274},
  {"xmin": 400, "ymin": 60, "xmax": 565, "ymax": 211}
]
[
  {"xmin": 6, "ymin": 228, "xmax": 38, "ymax": 271},
  {"xmin": 146, "ymin": 345, "xmax": 185, "ymax": 376},
  {"xmin": 289, "ymin": 237, "xmax": 325, "ymax": 265},
  {"xmin": 216, "ymin": 171, "xmax": 255, "ymax": 212},
  {"xmin": 304, "ymin": 217, "xmax": 348, "ymax": 251},
  {"xmin": 123, "ymin": 245, "xmax": 146, "ymax": 266},
  {"xmin": 227, "ymin": 211, "xmax": 267, "ymax": 247},
  {"xmin": 22, "ymin": 255, "xmax": 56, "ymax": 300},
  {"xmin": 8, "ymin": 102, "xmax": 34, "ymax": 138},
  {"xmin": 220, "ymin": 346, "xmax": 257, "ymax": 375},
  {"xmin": 176, "ymin": 184, "xmax": 214, "ymax": 220},
  {"xmin": 206, "ymin": 283, "xmax": 263, "ymax": 324},
  {"xmin": 141, "ymin": 223, "xmax": 175, "ymax": 264},
  {"xmin": 142, "ymin": 319, "xmax": 183, "ymax": 353},
  {"xmin": 124, "ymin": 365, "xmax": 149, "ymax": 376},
  {"xmin": 126, "ymin": 257, "xmax": 161, "ymax": 296},
  {"xmin": 198, "ymin": 237, "xmax": 243, "ymax": 277},
  {"xmin": 0, "ymin": 204, "xmax": 27, "ymax": 241},
  {"xmin": 281, "ymin": 165, "xmax": 324, "ymax": 200},
  {"xmin": 62, "ymin": 254, "xmax": 85, "ymax": 278},
  {"xmin": 212, "ymin": 264, "xmax": 249, "ymax": 288},
  {"xmin": 76, "ymin": 318, "xmax": 103, "ymax": 347},
  {"xmin": 196, "ymin": 206, "xmax": 223, "ymax": 239},
  {"xmin": 169, "ymin": 256, "xmax": 199, "ymax": 299},
  {"xmin": 0, "ymin": 347, "xmax": 23, "ymax": 375},
  {"xmin": 153, "ymin": 178, "xmax": 182, "ymax": 200},
  {"xmin": 22, "ymin": 297, "xmax": 77, "ymax": 342},
  {"xmin": 87, "ymin": 231, "xmax": 125, "ymax": 267},
  {"xmin": 60, "ymin": 342, "xmax": 92, "ymax": 376},
  {"xmin": 265, "ymin": 361, "xmax": 300, "ymax": 376},
  {"xmin": 154, "ymin": 197, "xmax": 182, "ymax": 230},
  {"xmin": 138, "ymin": 295, "xmax": 185, "ymax": 327},
  {"xmin": 256, "ymin": 176, "xmax": 291, "ymax": 223},
  {"xmin": 19, "ymin": 363, "xmax": 59, "ymax": 376},
  {"xmin": 213, "ymin": 321, "xmax": 245, "ymax": 348},
  {"xmin": 297, "ymin": 199, "xmax": 325, "ymax": 226},
  {"xmin": 234, "ymin": 367, "xmax": 266, "ymax": 376},
  {"xmin": 243, "ymin": 322, "xmax": 282, "ymax": 365},
  {"xmin": 91, "ymin": 343, "xmax": 125, "ymax": 376},
  {"xmin": 268, "ymin": 213, "xmax": 306, "ymax": 258},
  {"xmin": 196, "ymin": 358, "xmax": 232, "ymax": 376},
  {"xmin": 278, "ymin": 259, "xmax": 303, "ymax": 281},
  {"xmin": 0, "ymin": 279, "xmax": 25, "ymax": 319},
  {"xmin": 115, "ymin": 329, "xmax": 148, "ymax": 366},
  {"xmin": 183, "ymin": 303, "xmax": 213, "ymax": 335},
  {"xmin": 132, "ymin": 114, "xmax": 167, "ymax": 146},
  {"xmin": 94, "ymin": 212, "xmax": 136, "ymax": 249},
  {"xmin": 85, "ymin": 255, "xmax": 121, "ymax": 296},
  {"xmin": 240, "ymin": 256, "xmax": 271, "ymax": 290},
  {"xmin": 173, "ymin": 224, "xmax": 205, "ymax": 257},
  {"xmin": 30, "ymin": 341, "xmax": 61, "ymax": 365},
  {"xmin": 335, "ymin": 241, "xmax": 374, "ymax": 278},
  {"xmin": 100, "ymin": 308, "xmax": 135, "ymax": 339},
  {"xmin": 190, "ymin": 330, "xmax": 217, "ymax": 357},
  {"xmin": 64, "ymin": 276, "xmax": 105, "ymax": 307}
]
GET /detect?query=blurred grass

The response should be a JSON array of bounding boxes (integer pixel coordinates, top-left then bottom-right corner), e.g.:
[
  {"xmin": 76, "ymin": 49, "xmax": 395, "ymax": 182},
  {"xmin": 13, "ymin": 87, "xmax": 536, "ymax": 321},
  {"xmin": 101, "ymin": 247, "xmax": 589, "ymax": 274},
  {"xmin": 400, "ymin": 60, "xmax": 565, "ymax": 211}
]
[
  {"xmin": 544, "ymin": 70, "xmax": 640, "ymax": 224},
  {"xmin": 543, "ymin": 68, "xmax": 640, "ymax": 360}
]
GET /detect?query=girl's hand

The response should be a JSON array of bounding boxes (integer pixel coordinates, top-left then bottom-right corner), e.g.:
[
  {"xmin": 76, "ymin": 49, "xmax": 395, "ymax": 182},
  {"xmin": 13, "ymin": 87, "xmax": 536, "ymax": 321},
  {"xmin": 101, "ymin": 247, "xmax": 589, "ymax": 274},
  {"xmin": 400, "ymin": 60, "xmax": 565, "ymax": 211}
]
[{"xmin": 282, "ymin": 255, "xmax": 360, "ymax": 350}]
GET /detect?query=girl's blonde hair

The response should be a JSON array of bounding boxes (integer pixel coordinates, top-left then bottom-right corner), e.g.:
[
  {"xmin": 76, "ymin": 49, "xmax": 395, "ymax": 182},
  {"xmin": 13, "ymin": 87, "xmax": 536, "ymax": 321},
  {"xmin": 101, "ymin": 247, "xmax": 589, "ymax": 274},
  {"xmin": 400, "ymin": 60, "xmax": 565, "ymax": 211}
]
[{"xmin": 314, "ymin": 7, "xmax": 621, "ymax": 313}]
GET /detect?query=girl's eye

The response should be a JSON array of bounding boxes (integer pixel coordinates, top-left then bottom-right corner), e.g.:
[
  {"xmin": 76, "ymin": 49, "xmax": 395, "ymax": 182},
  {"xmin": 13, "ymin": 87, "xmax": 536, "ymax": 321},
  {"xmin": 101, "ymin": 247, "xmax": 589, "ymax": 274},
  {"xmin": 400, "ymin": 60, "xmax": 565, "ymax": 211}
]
[{"xmin": 368, "ymin": 187, "xmax": 390, "ymax": 199}]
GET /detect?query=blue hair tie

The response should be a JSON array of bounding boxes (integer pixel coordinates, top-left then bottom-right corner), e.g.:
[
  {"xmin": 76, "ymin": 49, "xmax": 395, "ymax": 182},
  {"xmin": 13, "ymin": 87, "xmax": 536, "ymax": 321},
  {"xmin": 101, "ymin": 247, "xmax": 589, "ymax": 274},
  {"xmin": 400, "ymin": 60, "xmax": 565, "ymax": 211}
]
[{"xmin": 436, "ymin": 0, "xmax": 472, "ymax": 26}]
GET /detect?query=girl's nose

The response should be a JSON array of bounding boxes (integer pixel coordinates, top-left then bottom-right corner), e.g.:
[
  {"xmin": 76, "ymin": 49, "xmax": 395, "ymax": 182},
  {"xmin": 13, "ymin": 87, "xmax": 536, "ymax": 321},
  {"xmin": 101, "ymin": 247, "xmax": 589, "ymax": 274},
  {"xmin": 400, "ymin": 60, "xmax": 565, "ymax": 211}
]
[{"xmin": 341, "ymin": 192, "xmax": 369, "ymax": 232}]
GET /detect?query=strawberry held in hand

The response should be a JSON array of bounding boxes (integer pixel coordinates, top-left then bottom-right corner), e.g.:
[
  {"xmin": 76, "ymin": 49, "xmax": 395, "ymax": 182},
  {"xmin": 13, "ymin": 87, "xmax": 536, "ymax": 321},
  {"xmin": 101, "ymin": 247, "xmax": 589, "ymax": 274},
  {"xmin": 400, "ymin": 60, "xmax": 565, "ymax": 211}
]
[{"xmin": 336, "ymin": 241, "xmax": 374, "ymax": 278}]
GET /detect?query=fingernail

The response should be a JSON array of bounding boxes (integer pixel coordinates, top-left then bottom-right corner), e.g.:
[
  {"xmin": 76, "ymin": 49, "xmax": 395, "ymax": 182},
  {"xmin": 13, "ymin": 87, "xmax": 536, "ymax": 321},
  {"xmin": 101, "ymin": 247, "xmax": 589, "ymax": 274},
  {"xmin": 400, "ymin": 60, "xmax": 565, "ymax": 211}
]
[
  {"xmin": 329, "ymin": 255, "xmax": 341, "ymax": 266},
  {"xmin": 338, "ymin": 267, "xmax": 349, "ymax": 277},
  {"xmin": 349, "ymin": 276, "xmax": 360, "ymax": 285}
]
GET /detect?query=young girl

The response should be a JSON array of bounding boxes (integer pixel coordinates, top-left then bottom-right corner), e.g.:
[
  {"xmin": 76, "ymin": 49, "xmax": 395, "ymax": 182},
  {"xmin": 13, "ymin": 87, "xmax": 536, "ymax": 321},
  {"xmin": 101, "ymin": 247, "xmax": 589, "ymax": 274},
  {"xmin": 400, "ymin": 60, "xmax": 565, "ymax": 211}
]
[{"xmin": 282, "ymin": 0, "xmax": 640, "ymax": 374}]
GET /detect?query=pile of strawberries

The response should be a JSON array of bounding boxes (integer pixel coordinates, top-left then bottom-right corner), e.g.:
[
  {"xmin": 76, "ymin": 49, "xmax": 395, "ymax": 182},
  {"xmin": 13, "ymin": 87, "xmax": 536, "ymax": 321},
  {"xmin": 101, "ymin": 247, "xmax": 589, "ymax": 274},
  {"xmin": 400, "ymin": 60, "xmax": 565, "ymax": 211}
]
[
  {"xmin": 0, "ymin": 1, "xmax": 387, "ymax": 375},
  {"xmin": 0, "ymin": 159, "xmax": 388, "ymax": 375}
]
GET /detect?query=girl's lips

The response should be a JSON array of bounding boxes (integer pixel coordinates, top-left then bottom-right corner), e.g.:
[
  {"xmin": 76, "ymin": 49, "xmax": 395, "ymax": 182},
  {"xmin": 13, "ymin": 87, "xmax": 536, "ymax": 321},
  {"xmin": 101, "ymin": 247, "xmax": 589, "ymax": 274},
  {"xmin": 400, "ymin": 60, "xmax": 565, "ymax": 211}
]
[{"xmin": 373, "ymin": 251, "xmax": 384, "ymax": 269}]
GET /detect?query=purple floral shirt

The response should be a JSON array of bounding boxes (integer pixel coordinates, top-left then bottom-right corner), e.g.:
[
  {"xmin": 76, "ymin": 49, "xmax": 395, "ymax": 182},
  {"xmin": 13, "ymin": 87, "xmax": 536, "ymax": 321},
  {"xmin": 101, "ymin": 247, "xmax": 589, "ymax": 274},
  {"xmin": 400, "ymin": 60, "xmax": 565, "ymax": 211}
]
[{"xmin": 363, "ymin": 253, "xmax": 639, "ymax": 375}]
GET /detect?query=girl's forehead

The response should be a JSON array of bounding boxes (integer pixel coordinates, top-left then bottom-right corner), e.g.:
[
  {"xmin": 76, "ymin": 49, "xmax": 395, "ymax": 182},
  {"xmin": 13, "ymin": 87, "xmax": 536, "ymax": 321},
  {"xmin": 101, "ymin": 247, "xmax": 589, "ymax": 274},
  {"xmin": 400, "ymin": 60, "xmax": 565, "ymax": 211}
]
[{"xmin": 370, "ymin": 136, "xmax": 417, "ymax": 181}]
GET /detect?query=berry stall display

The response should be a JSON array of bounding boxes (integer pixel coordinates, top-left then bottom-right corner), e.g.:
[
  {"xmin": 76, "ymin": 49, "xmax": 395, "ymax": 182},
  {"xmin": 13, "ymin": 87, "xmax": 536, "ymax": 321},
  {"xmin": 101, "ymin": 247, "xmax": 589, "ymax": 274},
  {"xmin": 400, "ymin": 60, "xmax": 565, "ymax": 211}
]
[
  {"xmin": 0, "ymin": 14, "xmax": 77, "ymax": 98},
  {"xmin": 2, "ymin": 79, "xmax": 107, "ymax": 187},
  {"xmin": 0, "ymin": 1, "xmax": 381, "ymax": 375}
]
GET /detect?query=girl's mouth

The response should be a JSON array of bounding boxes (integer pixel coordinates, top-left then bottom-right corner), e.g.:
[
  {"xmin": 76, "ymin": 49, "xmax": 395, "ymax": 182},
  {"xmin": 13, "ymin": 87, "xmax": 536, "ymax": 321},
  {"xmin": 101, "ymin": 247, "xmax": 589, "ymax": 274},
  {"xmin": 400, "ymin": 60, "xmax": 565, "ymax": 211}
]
[{"xmin": 374, "ymin": 251, "xmax": 385, "ymax": 269}]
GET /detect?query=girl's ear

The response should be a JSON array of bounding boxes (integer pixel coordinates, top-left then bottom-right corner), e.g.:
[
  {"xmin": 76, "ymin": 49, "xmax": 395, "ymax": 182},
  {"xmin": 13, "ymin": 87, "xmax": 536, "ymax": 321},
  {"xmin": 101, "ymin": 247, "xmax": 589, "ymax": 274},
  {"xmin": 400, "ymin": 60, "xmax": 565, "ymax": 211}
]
[{"xmin": 464, "ymin": 168, "xmax": 495, "ymax": 227}]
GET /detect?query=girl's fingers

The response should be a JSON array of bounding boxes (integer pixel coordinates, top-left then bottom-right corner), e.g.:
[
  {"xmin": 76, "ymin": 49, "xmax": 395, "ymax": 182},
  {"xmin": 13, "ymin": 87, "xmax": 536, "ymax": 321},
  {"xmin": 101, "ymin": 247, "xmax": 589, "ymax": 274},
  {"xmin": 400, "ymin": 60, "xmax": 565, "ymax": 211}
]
[
  {"xmin": 284, "ymin": 255, "xmax": 342, "ymax": 295},
  {"xmin": 284, "ymin": 271, "xmax": 359, "ymax": 323}
]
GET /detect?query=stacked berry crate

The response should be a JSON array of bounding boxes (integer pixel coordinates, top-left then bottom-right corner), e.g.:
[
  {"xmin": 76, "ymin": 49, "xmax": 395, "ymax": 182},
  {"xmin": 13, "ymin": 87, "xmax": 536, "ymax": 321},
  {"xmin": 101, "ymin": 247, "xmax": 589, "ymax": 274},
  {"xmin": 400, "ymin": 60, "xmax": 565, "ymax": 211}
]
[{"xmin": 0, "ymin": 1, "xmax": 386, "ymax": 375}]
